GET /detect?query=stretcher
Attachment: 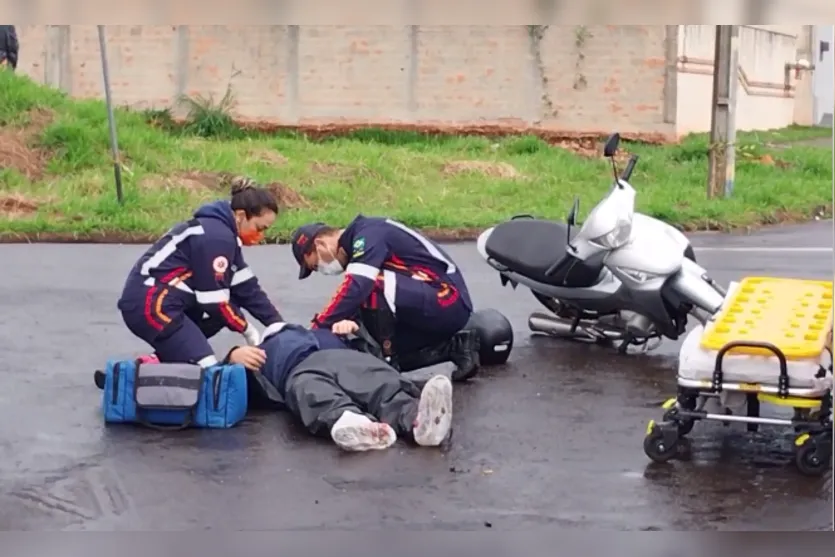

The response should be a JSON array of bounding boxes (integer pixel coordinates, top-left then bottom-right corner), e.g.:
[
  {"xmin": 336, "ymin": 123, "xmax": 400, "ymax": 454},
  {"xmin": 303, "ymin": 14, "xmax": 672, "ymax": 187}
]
[{"xmin": 643, "ymin": 277, "xmax": 833, "ymax": 476}]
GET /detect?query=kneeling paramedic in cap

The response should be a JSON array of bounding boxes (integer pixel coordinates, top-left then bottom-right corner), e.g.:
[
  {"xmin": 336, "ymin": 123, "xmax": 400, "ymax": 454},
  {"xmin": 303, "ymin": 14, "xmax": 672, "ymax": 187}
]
[
  {"xmin": 290, "ymin": 216, "xmax": 480, "ymax": 381},
  {"xmin": 117, "ymin": 178, "xmax": 285, "ymax": 370},
  {"xmin": 231, "ymin": 323, "xmax": 454, "ymax": 451}
]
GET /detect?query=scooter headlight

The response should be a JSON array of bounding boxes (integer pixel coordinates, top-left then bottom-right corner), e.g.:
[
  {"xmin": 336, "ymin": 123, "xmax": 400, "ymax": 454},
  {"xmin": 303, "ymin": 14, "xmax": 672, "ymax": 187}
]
[
  {"xmin": 617, "ymin": 266, "xmax": 662, "ymax": 283},
  {"xmin": 590, "ymin": 217, "xmax": 632, "ymax": 250}
]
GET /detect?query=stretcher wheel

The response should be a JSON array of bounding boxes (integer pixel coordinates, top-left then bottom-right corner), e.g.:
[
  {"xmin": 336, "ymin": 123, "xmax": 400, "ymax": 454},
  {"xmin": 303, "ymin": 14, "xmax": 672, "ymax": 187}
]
[
  {"xmin": 676, "ymin": 419, "xmax": 695, "ymax": 436},
  {"xmin": 662, "ymin": 394, "xmax": 696, "ymax": 436},
  {"xmin": 643, "ymin": 421, "xmax": 679, "ymax": 463},
  {"xmin": 661, "ymin": 409, "xmax": 694, "ymax": 436},
  {"xmin": 794, "ymin": 434, "xmax": 831, "ymax": 477}
]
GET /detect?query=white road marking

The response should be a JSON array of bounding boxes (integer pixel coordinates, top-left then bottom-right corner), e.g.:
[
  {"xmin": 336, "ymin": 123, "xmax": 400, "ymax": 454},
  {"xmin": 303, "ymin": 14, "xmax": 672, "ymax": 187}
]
[{"xmin": 693, "ymin": 247, "xmax": 832, "ymax": 253}]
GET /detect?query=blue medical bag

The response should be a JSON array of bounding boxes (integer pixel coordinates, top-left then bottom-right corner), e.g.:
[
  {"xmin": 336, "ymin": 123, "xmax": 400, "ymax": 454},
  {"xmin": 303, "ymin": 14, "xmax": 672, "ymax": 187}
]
[{"xmin": 100, "ymin": 359, "xmax": 248, "ymax": 429}]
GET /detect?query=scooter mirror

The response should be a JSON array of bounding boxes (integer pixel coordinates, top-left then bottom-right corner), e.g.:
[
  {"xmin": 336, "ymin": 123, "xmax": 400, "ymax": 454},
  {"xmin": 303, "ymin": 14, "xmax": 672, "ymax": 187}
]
[
  {"xmin": 603, "ymin": 133, "xmax": 620, "ymax": 158},
  {"xmin": 566, "ymin": 196, "xmax": 579, "ymax": 226}
]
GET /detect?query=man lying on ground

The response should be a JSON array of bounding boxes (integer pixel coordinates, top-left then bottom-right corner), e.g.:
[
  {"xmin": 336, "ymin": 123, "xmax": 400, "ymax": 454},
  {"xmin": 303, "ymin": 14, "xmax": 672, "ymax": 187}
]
[{"xmin": 229, "ymin": 321, "xmax": 454, "ymax": 452}]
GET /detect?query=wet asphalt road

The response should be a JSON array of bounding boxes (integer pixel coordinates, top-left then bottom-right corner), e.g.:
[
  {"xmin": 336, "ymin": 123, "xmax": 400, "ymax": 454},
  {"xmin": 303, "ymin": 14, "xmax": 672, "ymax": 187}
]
[{"xmin": 0, "ymin": 222, "xmax": 831, "ymax": 531}]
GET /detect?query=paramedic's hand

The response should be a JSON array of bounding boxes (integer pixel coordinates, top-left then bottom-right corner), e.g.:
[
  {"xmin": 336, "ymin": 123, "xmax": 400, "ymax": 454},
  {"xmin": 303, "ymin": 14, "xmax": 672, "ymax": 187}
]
[
  {"xmin": 242, "ymin": 323, "xmax": 261, "ymax": 346},
  {"xmin": 229, "ymin": 346, "xmax": 266, "ymax": 371},
  {"xmin": 331, "ymin": 320, "xmax": 359, "ymax": 336}
]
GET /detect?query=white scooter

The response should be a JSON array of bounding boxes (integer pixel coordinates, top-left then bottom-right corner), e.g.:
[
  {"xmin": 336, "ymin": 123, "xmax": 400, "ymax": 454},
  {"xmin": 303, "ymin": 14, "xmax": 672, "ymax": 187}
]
[{"xmin": 476, "ymin": 132, "xmax": 728, "ymax": 353}]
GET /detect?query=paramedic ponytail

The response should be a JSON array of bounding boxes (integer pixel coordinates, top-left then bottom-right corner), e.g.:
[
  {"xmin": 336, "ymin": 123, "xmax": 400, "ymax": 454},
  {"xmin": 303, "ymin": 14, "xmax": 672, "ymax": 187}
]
[{"xmin": 230, "ymin": 176, "xmax": 279, "ymax": 217}]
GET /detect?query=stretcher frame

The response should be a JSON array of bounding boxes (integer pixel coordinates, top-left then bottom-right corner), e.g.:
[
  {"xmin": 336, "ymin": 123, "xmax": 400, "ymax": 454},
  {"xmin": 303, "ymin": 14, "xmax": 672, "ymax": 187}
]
[{"xmin": 644, "ymin": 338, "xmax": 833, "ymax": 477}]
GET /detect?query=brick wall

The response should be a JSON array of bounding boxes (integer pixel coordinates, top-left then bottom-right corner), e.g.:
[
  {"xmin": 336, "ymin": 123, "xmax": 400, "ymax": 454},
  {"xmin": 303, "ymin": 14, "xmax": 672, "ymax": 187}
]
[{"xmin": 17, "ymin": 25, "xmax": 674, "ymax": 137}]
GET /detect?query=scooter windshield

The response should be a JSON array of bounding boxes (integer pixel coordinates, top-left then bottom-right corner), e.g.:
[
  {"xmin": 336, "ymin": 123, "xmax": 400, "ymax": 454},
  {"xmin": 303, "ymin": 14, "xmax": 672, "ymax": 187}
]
[{"xmin": 575, "ymin": 181, "xmax": 636, "ymax": 244}]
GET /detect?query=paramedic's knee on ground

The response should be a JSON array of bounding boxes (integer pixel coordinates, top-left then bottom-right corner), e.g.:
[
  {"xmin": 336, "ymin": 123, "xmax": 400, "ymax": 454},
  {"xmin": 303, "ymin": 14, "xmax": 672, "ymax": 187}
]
[{"xmin": 358, "ymin": 274, "xmax": 480, "ymax": 381}]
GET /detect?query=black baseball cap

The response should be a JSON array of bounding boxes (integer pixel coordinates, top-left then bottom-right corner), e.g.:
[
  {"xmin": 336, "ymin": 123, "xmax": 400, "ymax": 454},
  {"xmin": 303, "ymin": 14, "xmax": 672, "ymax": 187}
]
[{"xmin": 290, "ymin": 223, "xmax": 328, "ymax": 279}]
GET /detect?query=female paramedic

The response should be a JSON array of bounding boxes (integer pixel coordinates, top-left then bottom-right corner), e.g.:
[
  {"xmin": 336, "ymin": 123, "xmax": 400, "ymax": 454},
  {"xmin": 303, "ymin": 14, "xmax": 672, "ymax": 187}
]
[
  {"xmin": 117, "ymin": 177, "xmax": 284, "ymax": 370},
  {"xmin": 226, "ymin": 324, "xmax": 454, "ymax": 452},
  {"xmin": 289, "ymin": 216, "xmax": 480, "ymax": 382}
]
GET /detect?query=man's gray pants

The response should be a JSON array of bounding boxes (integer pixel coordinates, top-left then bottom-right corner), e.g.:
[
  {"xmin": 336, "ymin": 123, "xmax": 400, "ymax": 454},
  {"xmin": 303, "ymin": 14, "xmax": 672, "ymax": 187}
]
[{"xmin": 283, "ymin": 349, "xmax": 423, "ymax": 439}]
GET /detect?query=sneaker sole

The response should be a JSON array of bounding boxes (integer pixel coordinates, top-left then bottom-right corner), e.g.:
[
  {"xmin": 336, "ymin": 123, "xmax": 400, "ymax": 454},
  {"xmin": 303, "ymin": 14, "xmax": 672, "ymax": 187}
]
[
  {"xmin": 332, "ymin": 423, "xmax": 397, "ymax": 452},
  {"xmin": 414, "ymin": 375, "xmax": 453, "ymax": 446}
]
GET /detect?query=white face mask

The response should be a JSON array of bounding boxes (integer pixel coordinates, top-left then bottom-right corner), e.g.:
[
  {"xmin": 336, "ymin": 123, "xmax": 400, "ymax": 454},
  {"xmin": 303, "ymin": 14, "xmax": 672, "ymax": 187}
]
[{"xmin": 317, "ymin": 247, "xmax": 344, "ymax": 275}]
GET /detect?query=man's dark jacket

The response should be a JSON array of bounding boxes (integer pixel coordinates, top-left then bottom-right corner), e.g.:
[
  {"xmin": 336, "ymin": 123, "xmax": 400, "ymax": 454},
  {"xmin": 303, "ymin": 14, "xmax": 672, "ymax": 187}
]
[{"xmin": 0, "ymin": 25, "xmax": 19, "ymax": 69}]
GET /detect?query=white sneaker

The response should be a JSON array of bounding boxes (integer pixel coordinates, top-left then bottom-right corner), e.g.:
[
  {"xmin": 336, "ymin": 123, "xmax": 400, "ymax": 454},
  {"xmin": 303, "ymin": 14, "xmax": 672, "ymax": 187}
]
[
  {"xmin": 330, "ymin": 410, "xmax": 397, "ymax": 452},
  {"xmin": 413, "ymin": 374, "xmax": 453, "ymax": 447}
]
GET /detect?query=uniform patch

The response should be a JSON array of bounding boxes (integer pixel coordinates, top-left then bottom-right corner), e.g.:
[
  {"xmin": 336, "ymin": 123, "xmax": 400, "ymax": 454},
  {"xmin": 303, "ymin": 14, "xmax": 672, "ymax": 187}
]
[
  {"xmin": 352, "ymin": 237, "xmax": 366, "ymax": 258},
  {"xmin": 212, "ymin": 256, "xmax": 229, "ymax": 274}
]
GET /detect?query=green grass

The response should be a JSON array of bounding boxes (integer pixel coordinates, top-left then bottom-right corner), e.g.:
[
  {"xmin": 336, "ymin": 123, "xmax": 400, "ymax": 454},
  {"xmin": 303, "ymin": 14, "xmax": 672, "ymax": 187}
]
[{"xmin": 0, "ymin": 70, "xmax": 831, "ymax": 242}]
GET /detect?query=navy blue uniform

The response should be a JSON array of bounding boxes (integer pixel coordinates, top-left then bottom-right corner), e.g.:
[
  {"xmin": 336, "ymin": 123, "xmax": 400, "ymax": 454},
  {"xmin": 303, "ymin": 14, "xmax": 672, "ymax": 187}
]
[
  {"xmin": 302, "ymin": 216, "xmax": 473, "ymax": 353},
  {"xmin": 118, "ymin": 201, "xmax": 283, "ymax": 367}
]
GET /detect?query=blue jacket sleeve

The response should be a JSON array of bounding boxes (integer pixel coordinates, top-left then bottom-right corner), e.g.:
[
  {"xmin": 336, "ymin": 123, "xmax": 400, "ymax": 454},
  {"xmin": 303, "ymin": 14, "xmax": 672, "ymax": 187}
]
[
  {"xmin": 311, "ymin": 235, "xmax": 389, "ymax": 330},
  {"xmin": 230, "ymin": 245, "xmax": 283, "ymax": 327},
  {"xmin": 189, "ymin": 233, "xmax": 250, "ymax": 333}
]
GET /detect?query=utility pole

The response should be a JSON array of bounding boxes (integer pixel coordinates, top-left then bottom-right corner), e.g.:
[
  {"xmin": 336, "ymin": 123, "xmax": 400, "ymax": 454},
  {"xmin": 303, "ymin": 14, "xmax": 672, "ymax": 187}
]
[{"xmin": 707, "ymin": 25, "xmax": 740, "ymax": 199}]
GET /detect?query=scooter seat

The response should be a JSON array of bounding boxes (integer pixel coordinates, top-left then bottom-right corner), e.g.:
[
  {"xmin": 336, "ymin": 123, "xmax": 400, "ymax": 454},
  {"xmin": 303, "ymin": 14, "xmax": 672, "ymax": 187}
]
[{"xmin": 484, "ymin": 218, "xmax": 603, "ymax": 288}]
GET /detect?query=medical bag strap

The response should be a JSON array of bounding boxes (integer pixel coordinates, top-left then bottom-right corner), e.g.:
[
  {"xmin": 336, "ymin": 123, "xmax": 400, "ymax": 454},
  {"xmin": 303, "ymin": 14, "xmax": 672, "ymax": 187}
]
[
  {"xmin": 712, "ymin": 341, "xmax": 789, "ymax": 398},
  {"xmin": 133, "ymin": 360, "xmax": 202, "ymax": 431}
]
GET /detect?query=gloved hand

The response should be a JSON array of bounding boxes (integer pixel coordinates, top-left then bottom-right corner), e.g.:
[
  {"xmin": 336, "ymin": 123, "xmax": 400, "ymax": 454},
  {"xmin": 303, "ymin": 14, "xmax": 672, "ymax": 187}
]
[{"xmin": 242, "ymin": 323, "xmax": 261, "ymax": 346}]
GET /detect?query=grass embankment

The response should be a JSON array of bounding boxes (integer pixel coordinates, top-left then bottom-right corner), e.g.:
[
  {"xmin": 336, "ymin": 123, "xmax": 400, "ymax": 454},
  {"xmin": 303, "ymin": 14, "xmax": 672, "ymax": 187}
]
[{"xmin": 0, "ymin": 71, "xmax": 831, "ymax": 242}]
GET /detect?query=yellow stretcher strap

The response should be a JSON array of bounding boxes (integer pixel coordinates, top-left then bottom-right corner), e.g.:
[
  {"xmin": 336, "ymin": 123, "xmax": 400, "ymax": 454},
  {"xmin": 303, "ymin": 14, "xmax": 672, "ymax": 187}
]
[{"xmin": 701, "ymin": 277, "xmax": 833, "ymax": 359}]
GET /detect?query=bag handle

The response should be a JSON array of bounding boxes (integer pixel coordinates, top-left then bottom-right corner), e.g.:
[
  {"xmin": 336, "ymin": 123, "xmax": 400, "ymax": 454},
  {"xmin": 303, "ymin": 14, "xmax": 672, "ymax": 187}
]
[{"xmin": 135, "ymin": 408, "xmax": 196, "ymax": 431}]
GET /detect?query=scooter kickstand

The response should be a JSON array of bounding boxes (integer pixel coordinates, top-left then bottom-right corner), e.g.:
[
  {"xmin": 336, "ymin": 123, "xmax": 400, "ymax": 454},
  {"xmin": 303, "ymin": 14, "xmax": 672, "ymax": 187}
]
[{"xmin": 617, "ymin": 335, "xmax": 632, "ymax": 354}]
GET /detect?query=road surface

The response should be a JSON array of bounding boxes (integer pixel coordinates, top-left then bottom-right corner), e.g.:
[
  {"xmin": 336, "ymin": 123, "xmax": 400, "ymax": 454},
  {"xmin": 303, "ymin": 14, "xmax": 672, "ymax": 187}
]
[{"xmin": 0, "ymin": 221, "xmax": 831, "ymax": 530}]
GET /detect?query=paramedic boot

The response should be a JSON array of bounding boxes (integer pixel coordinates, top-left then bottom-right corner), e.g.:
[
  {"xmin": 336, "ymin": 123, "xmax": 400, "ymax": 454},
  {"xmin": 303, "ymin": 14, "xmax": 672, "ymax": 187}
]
[
  {"xmin": 359, "ymin": 306, "xmax": 400, "ymax": 370},
  {"xmin": 398, "ymin": 330, "xmax": 480, "ymax": 382},
  {"xmin": 448, "ymin": 328, "xmax": 481, "ymax": 382}
]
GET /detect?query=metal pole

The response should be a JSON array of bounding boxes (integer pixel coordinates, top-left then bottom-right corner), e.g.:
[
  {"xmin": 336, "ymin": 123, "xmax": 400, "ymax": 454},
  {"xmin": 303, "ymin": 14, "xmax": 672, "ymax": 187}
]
[
  {"xmin": 707, "ymin": 25, "xmax": 739, "ymax": 198},
  {"xmin": 97, "ymin": 25, "xmax": 124, "ymax": 204}
]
